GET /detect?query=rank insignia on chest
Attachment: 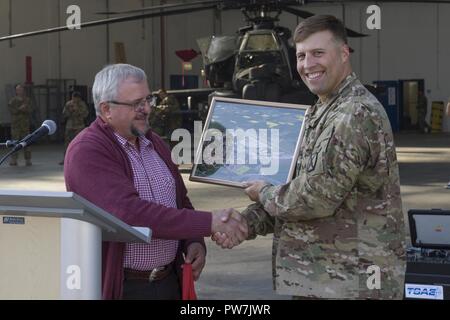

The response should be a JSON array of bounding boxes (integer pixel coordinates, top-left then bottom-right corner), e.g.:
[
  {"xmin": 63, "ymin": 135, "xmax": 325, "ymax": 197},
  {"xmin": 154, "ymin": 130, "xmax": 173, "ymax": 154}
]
[{"xmin": 307, "ymin": 153, "xmax": 318, "ymax": 172}]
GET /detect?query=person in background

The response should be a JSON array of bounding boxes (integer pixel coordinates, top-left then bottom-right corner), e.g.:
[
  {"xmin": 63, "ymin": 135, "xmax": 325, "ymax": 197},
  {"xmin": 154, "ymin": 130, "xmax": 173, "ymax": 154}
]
[
  {"xmin": 417, "ymin": 89, "xmax": 430, "ymax": 134},
  {"xmin": 446, "ymin": 96, "xmax": 450, "ymax": 189},
  {"xmin": 148, "ymin": 89, "xmax": 182, "ymax": 147},
  {"xmin": 8, "ymin": 84, "xmax": 33, "ymax": 166},
  {"xmin": 59, "ymin": 91, "xmax": 89, "ymax": 165}
]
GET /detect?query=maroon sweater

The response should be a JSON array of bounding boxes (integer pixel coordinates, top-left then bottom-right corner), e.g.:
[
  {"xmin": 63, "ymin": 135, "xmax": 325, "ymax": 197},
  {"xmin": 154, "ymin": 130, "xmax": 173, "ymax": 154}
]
[{"xmin": 64, "ymin": 117, "xmax": 212, "ymax": 299}]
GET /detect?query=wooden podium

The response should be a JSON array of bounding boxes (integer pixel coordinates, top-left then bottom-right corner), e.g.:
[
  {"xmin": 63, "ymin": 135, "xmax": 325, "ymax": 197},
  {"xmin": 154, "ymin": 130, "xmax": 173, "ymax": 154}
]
[{"xmin": 0, "ymin": 190, "xmax": 151, "ymax": 300}]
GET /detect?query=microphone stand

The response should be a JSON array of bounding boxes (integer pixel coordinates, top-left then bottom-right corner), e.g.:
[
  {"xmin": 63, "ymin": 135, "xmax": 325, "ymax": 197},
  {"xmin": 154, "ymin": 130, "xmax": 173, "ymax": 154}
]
[
  {"xmin": 0, "ymin": 140, "xmax": 18, "ymax": 166},
  {"xmin": 1, "ymin": 120, "xmax": 57, "ymax": 166},
  {"xmin": 0, "ymin": 140, "xmax": 18, "ymax": 148},
  {"xmin": 0, "ymin": 149, "xmax": 17, "ymax": 166}
]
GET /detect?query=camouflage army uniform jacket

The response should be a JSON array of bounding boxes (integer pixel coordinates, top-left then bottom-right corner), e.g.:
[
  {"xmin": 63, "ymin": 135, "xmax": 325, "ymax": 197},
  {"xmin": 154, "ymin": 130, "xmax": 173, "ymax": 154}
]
[
  {"xmin": 63, "ymin": 100, "xmax": 89, "ymax": 130},
  {"xmin": 242, "ymin": 73, "xmax": 406, "ymax": 299},
  {"xmin": 150, "ymin": 95, "xmax": 182, "ymax": 137},
  {"xmin": 9, "ymin": 96, "xmax": 33, "ymax": 139}
]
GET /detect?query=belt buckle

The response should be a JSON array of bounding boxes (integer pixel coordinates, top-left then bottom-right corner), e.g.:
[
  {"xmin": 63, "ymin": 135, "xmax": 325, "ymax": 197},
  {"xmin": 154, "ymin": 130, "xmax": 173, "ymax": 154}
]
[{"xmin": 148, "ymin": 266, "xmax": 165, "ymax": 282}]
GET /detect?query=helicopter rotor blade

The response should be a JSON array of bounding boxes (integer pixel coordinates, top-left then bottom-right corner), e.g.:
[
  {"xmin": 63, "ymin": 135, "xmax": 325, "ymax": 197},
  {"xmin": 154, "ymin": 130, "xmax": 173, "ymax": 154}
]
[
  {"xmin": 0, "ymin": 4, "xmax": 217, "ymax": 42},
  {"xmin": 282, "ymin": 6, "xmax": 315, "ymax": 19},
  {"xmin": 306, "ymin": 0, "xmax": 450, "ymax": 3},
  {"xmin": 96, "ymin": 0, "xmax": 222, "ymax": 15},
  {"xmin": 344, "ymin": 28, "xmax": 368, "ymax": 38},
  {"xmin": 283, "ymin": 6, "xmax": 368, "ymax": 37}
]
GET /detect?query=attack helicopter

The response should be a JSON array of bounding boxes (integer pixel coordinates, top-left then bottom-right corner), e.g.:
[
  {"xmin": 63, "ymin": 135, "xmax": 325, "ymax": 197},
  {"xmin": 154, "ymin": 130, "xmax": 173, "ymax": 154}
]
[
  {"xmin": 193, "ymin": 0, "xmax": 367, "ymax": 108},
  {"xmin": 0, "ymin": 0, "xmax": 369, "ymax": 122}
]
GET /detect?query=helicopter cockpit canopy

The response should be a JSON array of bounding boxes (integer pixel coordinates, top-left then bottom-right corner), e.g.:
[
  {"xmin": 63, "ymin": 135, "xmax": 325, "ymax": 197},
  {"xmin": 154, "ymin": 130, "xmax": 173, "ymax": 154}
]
[
  {"xmin": 236, "ymin": 30, "xmax": 286, "ymax": 71},
  {"xmin": 196, "ymin": 35, "xmax": 239, "ymax": 88},
  {"xmin": 200, "ymin": 35, "xmax": 238, "ymax": 65},
  {"xmin": 232, "ymin": 29, "xmax": 294, "ymax": 101},
  {"xmin": 240, "ymin": 32, "xmax": 279, "ymax": 51}
]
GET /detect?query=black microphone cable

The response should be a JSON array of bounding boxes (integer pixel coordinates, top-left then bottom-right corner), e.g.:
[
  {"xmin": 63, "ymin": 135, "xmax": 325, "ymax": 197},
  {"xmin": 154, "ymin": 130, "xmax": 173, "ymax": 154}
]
[{"xmin": 0, "ymin": 149, "xmax": 18, "ymax": 166}]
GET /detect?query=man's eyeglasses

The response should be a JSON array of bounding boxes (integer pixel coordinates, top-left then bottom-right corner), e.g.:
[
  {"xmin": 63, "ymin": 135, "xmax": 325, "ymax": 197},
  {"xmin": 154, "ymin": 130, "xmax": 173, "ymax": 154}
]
[{"xmin": 107, "ymin": 95, "xmax": 156, "ymax": 111}]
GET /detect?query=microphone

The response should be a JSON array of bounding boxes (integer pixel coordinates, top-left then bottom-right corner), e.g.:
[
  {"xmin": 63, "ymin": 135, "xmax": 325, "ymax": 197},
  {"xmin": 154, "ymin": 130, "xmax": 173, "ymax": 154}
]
[{"xmin": 13, "ymin": 120, "xmax": 57, "ymax": 151}]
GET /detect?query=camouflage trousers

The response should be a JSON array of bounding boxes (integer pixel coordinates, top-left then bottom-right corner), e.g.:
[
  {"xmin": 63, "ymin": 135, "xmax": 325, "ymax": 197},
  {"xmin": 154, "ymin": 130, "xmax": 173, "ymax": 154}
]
[
  {"xmin": 10, "ymin": 149, "xmax": 31, "ymax": 164},
  {"xmin": 10, "ymin": 127, "xmax": 31, "ymax": 164},
  {"xmin": 64, "ymin": 127, "xmax": 84, "ymax": 155},
  {"xmin": 417, "ymin": 110, "xmax": 429, "ymax": 133}
]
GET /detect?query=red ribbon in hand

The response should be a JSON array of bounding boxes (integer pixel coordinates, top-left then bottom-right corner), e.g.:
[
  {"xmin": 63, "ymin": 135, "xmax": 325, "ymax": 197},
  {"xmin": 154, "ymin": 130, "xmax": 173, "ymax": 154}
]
[{"xmin": 182, "ymin": 263, "xmax": 197, "ymax": 300}]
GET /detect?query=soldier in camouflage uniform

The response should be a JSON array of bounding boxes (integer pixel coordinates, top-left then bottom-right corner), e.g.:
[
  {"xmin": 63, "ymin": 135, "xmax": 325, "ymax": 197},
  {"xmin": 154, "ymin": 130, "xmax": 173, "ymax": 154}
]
[
  {"xmin": 447, "ymin": 97, "xmax": 450, "ymax": 189},
  {"xmin": 214, "ymin": 15, "xmax": 406, "ymax": 299},
  {"xmin": 416, "ymin": 90, "xmax": 429, "ymax": 133},
  {"xmin": 59, "ymin": 92, "xmax": 89, "ymax": 165},
  {"xmin": 148, "ymin": 89, "xmax": 182, "ymax": 146},
  {"xmin": 8, "ymin": 84, "xmax": 33, "ymax": 166}
]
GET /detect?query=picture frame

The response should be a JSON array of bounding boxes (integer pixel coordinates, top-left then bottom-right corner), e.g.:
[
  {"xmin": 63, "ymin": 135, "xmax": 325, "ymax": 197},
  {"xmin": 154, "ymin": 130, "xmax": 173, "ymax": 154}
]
[{"xmin": 189, "ymin": 97, "xmax": 309, "ymax": 188}]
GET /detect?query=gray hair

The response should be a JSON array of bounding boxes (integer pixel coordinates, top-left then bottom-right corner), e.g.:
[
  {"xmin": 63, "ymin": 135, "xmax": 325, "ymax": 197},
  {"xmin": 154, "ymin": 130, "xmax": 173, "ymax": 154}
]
[{"xmin": 92, "ymin": 64, "xmax": 147, "ymax": 115}]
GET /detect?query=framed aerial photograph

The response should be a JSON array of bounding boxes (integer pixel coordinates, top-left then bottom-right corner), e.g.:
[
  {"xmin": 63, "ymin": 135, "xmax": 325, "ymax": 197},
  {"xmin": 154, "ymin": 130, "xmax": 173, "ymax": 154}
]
[{"xmin": 189, "ymin": 97, "xmax": 309, "ymax": 188}]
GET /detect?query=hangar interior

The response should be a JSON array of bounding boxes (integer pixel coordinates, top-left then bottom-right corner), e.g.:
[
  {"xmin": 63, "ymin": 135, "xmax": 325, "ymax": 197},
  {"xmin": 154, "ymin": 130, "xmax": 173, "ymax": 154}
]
[
  {"xmin": 1, "ymin": 0, "xmax": 450, "ymax": 301},
  {"xmin": 0, "ymin": 0, "xmax": 450, "ymax": 138}
]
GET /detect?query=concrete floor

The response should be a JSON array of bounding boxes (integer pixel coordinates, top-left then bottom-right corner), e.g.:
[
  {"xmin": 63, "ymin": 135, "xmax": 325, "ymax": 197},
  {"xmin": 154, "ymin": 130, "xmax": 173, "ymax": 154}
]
[{"xmin": 1, "ymin": 132, "xmax": 449, "ymax": 299}]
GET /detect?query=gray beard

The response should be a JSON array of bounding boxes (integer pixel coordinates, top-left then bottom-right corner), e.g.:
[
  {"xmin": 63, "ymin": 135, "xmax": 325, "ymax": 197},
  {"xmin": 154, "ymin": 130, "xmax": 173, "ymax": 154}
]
[{"xmin": 131, "ymin": 126, "xmax": 145, "ymax": 137}]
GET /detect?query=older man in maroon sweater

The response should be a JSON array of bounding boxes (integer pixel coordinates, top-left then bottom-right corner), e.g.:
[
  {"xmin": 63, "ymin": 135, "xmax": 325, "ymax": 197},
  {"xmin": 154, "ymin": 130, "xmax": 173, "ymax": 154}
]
[{"xmin": 64, "ymin": 64, "xmax": 247, "ymax": 299}]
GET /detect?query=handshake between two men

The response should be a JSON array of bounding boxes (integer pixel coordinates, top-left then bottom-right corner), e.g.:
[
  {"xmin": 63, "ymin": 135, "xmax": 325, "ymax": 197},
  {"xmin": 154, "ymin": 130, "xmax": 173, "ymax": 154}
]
[{"xmin": 210, "ymin": 180, "xmax": 268, "ymax": 249}]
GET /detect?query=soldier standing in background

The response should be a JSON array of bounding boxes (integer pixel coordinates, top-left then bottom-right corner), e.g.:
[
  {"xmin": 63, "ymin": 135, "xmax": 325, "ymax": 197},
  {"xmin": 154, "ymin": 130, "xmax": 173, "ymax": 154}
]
[
  {"xmin": 417, "ymin": 89, "xmax": 430, "ymax": 133},
  {"xmin": 8, "ymin": 84, "xmax": 33, "ymax": 166},
  {"xmin": 59, "ymin": 92, "xmax": 89, "ymax": 165},
  {"xmin": 214, "ymin": 15, "xmax": 406, "ymax": 299},
  {"xmin": 446, "ymin": 97, "xmax": 450, "ymax": 189},
  {"xmin": 148, "ymin": 89, "xmax": 182, "ymax": 147}
]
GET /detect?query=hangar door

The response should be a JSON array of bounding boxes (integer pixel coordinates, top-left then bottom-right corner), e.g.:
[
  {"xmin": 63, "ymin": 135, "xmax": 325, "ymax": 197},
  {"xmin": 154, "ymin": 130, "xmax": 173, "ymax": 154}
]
[{"xmin": 373, "ymin": 81, "xmax": 400, "ymax": 132}]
